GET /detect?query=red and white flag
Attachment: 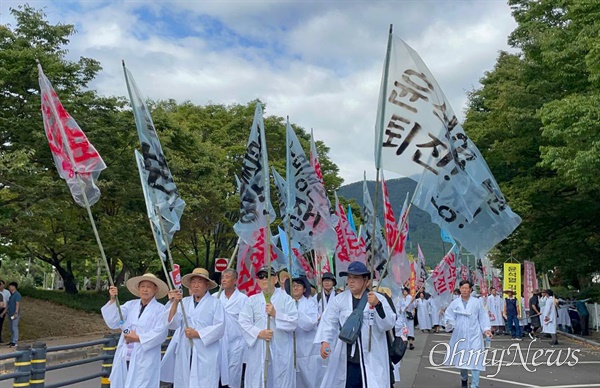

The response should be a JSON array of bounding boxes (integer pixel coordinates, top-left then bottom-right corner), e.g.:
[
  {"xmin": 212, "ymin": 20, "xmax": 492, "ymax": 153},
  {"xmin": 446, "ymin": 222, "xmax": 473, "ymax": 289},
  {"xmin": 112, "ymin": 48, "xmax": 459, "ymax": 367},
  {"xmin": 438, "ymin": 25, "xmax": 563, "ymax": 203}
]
[
  {"xmin": 425, "ymin": 247, "xmax": 457, "ymax": 306},
  {"xmin": 38, "ymin": 63, "xmax": 106, "ymax": 207}
]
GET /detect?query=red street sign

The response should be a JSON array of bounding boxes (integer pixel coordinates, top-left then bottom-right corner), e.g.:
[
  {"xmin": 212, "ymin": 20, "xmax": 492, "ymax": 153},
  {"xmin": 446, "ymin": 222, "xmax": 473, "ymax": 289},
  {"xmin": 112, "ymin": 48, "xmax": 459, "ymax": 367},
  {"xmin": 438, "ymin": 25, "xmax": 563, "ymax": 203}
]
[
  {"xmin": 215, "ymin": 258, "xmax": 228, "ymax": 272},
  {"xmin": 169, "ymin": 263, "xmax": 181, "ymax": 290}
]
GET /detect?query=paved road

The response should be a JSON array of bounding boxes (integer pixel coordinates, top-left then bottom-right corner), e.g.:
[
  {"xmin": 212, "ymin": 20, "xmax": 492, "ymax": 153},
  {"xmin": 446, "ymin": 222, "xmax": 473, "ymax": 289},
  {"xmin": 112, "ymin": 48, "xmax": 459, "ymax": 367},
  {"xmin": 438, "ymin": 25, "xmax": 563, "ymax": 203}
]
[
  {"xmin": 43, "ymin": 361, "xmax": 102, "ymax": 387},
  {"xmin": 397, "ymin": 331, "xmax": 600, "ymax": 387}
]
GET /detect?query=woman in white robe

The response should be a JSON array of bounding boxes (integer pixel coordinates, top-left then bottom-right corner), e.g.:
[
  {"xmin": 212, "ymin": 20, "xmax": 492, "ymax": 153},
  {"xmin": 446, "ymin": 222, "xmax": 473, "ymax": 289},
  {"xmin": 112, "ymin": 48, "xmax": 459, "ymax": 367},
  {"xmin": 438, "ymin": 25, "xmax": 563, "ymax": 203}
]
[
  {"xmin": 443, "ymin": 280, "xmax": 492, "ymax": 388},
  {"xmin": 238, "ymin": 267, "xmax": 298, "ymax": 388},
  {"xmin": 416, "ymin": 292, "xmax": 432, "ymax": 331},
  {"xmin": 161, "ymin": 268, "xmax": 226, "ymax": 388},
  {"xmin": 101, "ymin": 274, "xmax": 169, "ymax": 388},
  {"xmin": 314, "ymin": 262, "xmax": 396, "ymax": 388},
  {"xmin": 542, "ymin": 290, "xmax": 558, "ymax": 345},
  {"xmin": 292, "ymin": 277, "xmax": 321, "ymax": 388}
]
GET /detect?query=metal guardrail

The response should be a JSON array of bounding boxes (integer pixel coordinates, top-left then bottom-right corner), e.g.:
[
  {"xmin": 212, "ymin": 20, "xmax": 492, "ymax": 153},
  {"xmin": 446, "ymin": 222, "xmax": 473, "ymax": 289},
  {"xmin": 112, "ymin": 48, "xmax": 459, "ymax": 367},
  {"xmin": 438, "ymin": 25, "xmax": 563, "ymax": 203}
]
[{"xmin": 0, "ymin": 333, "xmax": 119, "ymax": 388}]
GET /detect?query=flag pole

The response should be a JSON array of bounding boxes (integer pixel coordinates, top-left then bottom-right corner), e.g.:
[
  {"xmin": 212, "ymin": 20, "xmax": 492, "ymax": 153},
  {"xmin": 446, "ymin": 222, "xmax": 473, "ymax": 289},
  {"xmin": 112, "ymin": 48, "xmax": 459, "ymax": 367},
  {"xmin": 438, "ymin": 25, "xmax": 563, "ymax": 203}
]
[
  {"xmin": 216, "ymin": 238, "xmax": 241, "ymax": 299},
  {"xmin": 264, "ymin": 225, "xmax": 272, "ymax": 388},
  {"xmin": 155, "ymin": 208, "xmax": 193, "ymax": 331},
  {"xmin": 369, "ymin": 24, "xmax": 393, "ymax": 351},
  {"xmin": 37, "ymin": 61, "xmax": 124, "ymax": 324}
]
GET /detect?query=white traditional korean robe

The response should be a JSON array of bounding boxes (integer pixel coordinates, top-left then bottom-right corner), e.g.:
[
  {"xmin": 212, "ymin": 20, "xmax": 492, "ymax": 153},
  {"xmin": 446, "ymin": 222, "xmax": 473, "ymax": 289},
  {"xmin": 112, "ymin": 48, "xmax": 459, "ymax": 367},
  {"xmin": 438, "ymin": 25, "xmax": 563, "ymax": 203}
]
[
  {"xmin": 314, "ymin": 289, "xmax": 396, "ymax": 388},
  {"xmin": 443, "ymin": 296, "xmax": 491, "ymax": 372},
  {"xmin": 416, "ymin": 298, "xmax": 432, "ymax": 330},
  {"xmin": 399, "ymin": 294, "xmax": 415, "ymax": 338},
  {"xmin": 294, "ymin": 296, "xmax": 321, "ymax": 388},
  {"xmin": 519, "ymin": 297, "xmax": 529, "ymax": 326},
  {"xmin": 542, "ymin": 296, "xmax": 557, "ymax": 334},
  {"xmin": 488, "ymin": 294, "xmax": 504, "ymax": 326},
  {"xmin": 317, "ymin": 290, "xmax": 335, "ymax": 317},
  {"xmin": 218, "ymin": 289, "xmax": 248, "ymax": 388},
  {"xmin": 557, "ymin": 301, "xmax": 572, "ymax": 328},
  {"xmin": 239, "ymin": 288, "xmax": 298, "ymax": 388},
  {"xmin": 428, "ymin": 297, "xmax": 442, "ymax": 326},
  {"xmin": 160, "ymin": 292, "xmax": 226, "ymax": 388},
  {"xmin": 101, "ymin": 298, "xmax": 168, "ymax": 388}
]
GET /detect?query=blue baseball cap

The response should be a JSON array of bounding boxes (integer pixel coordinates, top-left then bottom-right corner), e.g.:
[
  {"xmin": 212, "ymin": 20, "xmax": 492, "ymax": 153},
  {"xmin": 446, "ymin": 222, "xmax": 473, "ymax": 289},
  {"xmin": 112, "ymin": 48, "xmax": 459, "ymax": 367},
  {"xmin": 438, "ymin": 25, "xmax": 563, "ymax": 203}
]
[{"xmin": 339, "ymin": 262, "xmax": 371, "ymax": 278}]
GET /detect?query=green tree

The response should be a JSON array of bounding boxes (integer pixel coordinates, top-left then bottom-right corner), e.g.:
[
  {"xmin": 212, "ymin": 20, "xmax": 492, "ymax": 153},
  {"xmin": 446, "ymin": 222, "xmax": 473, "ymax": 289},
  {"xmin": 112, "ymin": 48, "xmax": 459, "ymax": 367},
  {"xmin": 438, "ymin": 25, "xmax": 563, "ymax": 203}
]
[{"xmin": 464, "ymin": 0, "xmax": 600, "ymax": 287}]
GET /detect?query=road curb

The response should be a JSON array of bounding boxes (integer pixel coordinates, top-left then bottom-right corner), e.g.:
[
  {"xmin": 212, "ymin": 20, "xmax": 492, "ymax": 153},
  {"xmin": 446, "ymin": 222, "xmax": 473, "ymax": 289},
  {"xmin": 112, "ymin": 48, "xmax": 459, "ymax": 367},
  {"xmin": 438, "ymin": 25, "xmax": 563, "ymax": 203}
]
[{"xmin": 559, "ymin": 331, "xmax": 600, "ymax": 347}]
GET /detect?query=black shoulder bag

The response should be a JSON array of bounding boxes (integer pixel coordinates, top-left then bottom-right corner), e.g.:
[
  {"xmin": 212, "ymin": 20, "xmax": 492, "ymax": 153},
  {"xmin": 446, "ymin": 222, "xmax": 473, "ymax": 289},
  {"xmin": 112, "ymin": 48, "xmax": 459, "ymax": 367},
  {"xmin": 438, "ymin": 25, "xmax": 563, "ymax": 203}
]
[{"xmin": 338, "ymin": 292, "xmax": 369, "ymax": 345}]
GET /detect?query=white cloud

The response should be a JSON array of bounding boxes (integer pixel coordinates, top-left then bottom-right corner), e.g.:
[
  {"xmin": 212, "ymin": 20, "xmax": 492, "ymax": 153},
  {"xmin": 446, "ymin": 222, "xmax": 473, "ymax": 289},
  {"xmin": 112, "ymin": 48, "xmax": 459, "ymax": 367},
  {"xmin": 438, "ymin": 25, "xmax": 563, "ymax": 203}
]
[{"xmin": 1, "ymin": 0, "xmax": 517, "ymax": 186}]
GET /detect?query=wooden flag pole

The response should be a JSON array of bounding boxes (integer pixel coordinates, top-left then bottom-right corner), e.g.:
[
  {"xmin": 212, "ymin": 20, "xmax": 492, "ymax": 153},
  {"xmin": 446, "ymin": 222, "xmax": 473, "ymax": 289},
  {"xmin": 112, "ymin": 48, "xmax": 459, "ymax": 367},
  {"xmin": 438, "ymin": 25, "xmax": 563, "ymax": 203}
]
[
  {"xmin": 146, "ymin": 213, "xmax": 193, "ymax": 348},
  {"xmin": 155, "ymin": 207, "xmax": 193, "ymax": 331},
  {"xmin": 38, "ymin": 61, "xmax": 124, "ymax": 324},
  {"xmin": 264, "ymin": 222, "xmax": 272, "ymax": 388}
]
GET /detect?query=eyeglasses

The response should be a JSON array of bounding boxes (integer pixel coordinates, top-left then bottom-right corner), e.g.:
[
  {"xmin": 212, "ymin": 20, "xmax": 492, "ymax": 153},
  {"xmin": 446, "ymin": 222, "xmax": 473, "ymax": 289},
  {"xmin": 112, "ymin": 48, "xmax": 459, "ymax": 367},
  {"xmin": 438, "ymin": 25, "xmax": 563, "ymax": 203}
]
[{"xmin": 257, "ymin": 273, "xmax": 269, "ymax": 280}]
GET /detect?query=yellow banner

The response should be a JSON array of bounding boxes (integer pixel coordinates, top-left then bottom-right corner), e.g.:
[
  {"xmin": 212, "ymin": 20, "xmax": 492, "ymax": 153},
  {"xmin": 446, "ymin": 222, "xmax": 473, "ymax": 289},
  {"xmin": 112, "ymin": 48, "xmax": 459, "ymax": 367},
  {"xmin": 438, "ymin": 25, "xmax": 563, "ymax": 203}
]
[{"xmin": 503, "ymin": 263, "xmax": 521, "ymax": 300}]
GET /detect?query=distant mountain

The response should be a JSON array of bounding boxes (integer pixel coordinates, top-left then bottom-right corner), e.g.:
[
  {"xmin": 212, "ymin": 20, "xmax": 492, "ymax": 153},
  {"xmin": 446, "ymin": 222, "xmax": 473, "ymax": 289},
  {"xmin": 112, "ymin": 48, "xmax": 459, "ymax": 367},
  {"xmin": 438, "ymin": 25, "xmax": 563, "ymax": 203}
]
[{"xmin": 337, "ymin": 178, "xmax": 450, "ymax": 266}]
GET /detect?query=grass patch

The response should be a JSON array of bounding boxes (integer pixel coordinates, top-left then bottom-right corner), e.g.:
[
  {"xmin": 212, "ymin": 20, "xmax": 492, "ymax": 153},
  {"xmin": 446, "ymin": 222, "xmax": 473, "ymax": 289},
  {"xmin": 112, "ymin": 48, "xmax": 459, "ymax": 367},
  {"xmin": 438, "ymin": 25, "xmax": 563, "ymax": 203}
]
[{"xmin": 19, "ymin": 287, "xmax": 148, "ymax": 313}]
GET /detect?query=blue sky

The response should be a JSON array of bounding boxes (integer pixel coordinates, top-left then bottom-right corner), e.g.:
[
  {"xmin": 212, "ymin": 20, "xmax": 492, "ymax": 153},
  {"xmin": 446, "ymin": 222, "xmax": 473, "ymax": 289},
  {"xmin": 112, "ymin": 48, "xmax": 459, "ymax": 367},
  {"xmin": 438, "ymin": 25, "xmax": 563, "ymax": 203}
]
[{"xmin": 1, "ymin": 0, "xmax": 518, "ymax": 185}]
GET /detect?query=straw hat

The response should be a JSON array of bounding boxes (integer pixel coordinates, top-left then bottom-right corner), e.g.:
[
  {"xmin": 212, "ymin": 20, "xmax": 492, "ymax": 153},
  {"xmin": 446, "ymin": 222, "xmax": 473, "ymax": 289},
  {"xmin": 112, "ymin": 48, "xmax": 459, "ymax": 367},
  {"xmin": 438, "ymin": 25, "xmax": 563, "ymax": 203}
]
[
  {"xmin": 181, "ymin": 268, "xmax": 218, "ymax": 290},
  {"xmin": 126, "ymin": 273, "xmax": 168, "ymax": 300}
]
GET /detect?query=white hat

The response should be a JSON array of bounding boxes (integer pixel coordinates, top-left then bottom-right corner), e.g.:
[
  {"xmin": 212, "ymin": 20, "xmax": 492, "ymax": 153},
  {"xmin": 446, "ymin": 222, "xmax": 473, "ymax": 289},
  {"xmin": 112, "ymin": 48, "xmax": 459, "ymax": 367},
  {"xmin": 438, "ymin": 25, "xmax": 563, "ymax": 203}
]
[
  {"xmin": 126, "ymin": 273, "xmax": 169, "ymax": 299},
  {"xmin": 181, "ymin": 268, "xmax": 218, "ymax": 290}
]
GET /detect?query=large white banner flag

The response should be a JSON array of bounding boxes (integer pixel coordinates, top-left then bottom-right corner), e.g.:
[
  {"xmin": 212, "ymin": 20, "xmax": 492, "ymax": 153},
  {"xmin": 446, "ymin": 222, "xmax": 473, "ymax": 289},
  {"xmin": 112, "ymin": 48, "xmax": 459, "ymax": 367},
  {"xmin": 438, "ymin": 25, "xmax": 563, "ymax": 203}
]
[{"xmin": 374, "ymin": 32, "xmax": 521, "ymax": 257}]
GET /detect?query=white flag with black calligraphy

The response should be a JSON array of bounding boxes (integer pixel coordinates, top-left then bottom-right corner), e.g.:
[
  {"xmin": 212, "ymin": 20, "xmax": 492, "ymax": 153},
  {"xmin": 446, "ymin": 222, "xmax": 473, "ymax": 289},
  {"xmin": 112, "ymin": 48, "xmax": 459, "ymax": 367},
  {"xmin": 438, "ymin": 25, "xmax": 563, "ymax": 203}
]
[
  {"xmin": 284, "ymin": 122, "xmax": 337, "ymax": 249},
  {"xmin": 373, "ymin": 32, "xmax": 521, "ymax": 257},
  {"xmin": 362, "ymin": 176, "xmax": 388, "ymax": 273},
  {"xmin": 124, "ymin": 64, "xmax": 186, "ymax": 255},
  {"xmin": 233, "ymin": 103, "xmax": 276, "ymax": 245},
  {"xmin": 134, "ymin": 150, "xmax": 168, "ymax": 259}
]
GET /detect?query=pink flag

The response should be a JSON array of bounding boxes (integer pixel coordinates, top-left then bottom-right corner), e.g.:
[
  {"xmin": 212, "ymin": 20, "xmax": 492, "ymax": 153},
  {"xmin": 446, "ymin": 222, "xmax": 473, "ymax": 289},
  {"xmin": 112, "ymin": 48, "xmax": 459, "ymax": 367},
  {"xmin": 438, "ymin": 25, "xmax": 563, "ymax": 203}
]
[
  {"xmin": 523, "ymin": 260, "xmax": 537, "ymax": 310},
  {"xmin": 38, "ymin": 63, "xmax": 106, "ymax": 207},
  {"xmin": 381, "ymin": 173, "xmax": 410, "ymax": 285},
  {"xmin": 236, "ymin": 227, "xmax": 280, "ymax": 296}
]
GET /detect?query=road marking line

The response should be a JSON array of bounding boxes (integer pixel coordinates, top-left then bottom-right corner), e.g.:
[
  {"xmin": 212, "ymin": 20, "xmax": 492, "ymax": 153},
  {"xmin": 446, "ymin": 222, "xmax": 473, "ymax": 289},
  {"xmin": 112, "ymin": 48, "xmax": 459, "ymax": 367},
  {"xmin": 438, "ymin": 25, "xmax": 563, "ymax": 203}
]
[{"xmin": 424, "ymin": 366, "xmax": 536, "ymax": 386}]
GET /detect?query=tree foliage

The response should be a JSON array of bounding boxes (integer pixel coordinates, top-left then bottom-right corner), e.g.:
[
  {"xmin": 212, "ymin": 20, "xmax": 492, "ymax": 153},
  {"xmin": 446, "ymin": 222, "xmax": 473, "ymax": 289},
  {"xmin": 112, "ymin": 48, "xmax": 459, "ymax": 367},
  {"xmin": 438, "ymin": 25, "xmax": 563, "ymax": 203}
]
[
  {"xmin": 464, "ymin": 0, "xmax": 600, "ymax": 288},
  {"xmin": 0, "ymin": 6, "xmax": 344, "ymax": 292}
]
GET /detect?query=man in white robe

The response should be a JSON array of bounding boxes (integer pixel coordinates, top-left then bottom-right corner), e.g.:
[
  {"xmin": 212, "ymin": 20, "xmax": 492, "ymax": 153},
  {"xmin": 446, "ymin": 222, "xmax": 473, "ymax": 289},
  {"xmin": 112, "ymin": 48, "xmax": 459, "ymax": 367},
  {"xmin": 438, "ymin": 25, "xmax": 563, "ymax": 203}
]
[
  {"xmin": 238, "ymin": 265, "xmax": 298, "ymax": 388},
  {"xmin": 542, "ymin": 289, "xmax": 558, "ymax": 345},
  {"xmin": 315, "ymin": 261, "xmax": 396, "ymax": 388},
  {"xmin": 217, "ymin": 268, "xmax": 248, "ymax": 388},
  {"xmin": 292, "ymin": 276, "xmax": 321, "ymax": 388},
  {"xmin": 101, "ymin": 273, "xmax": 169, "ymax": 388},
  {"xmin": 444, "ymin": 280, "xmax": 492, "ymax": 388},
  {"xmin": 161, "ymin": 268, "xmax": 225, "ymax": 388},
  {"xmin": 317, "ymin": 272, "xmax": 336, "ymax": 316}
]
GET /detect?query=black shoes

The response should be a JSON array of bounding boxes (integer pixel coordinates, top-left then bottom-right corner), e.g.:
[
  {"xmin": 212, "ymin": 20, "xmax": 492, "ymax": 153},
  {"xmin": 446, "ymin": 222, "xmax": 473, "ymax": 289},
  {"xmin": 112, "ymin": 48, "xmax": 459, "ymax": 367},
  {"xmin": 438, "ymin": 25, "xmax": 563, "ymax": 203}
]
[
  {"xmin": 7, "ymin": 342, "xmax": 16, "ymax": 347},
  {"xmin": 461, "ymin": 378, "xmax": 468, "ymax": 387},
  {"xmin": 409, "ymin": 344, "xmax": 415, "ymax": 350}
]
